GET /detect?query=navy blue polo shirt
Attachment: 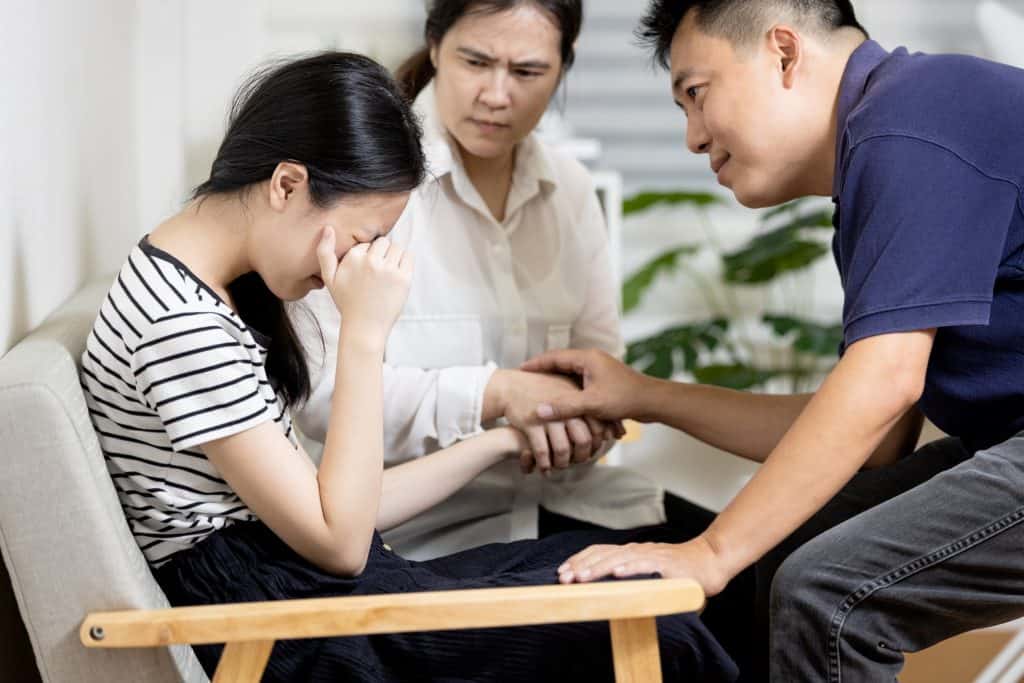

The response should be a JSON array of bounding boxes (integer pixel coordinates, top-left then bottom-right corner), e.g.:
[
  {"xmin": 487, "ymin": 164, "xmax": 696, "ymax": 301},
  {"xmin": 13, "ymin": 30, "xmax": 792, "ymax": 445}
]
[{"xmin": 833, "ymin": 40, "xmax": 1024, "ymax": 452}]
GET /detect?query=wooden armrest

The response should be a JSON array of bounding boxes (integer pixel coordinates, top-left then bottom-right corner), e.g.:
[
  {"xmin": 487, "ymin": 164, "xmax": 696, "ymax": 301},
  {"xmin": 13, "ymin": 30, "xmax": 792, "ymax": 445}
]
[{"xmin": 81, "ymin": 578, "xmax": 702, "ymax": 648}]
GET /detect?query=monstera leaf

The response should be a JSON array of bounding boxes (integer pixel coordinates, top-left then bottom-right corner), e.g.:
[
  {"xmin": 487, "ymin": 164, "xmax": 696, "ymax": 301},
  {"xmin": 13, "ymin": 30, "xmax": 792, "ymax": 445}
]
[
  {"xmin": 620, "ymin": 194, "xmax": 841, "ymax": 390},
  {"xmin": 691, "ymin": 364, "xmax": 784, "ymax": 390},
  {"xmin": 761, "ymin": 197, "xmax": 836, "ymax": 222},
  {"xmin": 721, "ymin": 208, "xmax": 834, "ymax": 284},
  {"xmin": 625, "ymin": 318, "xmax": 731, "ymax": 379},
  {"xmin": 623, "ymin": 191, "xmax": 726, "ymax": 216},
  {"xmin": 761, "ymin": 200, "xmax": 801, "ymax": 221},
  {"xmin": 763, "ymin": 315, "xmax": 843, "ymax": 357},
  {"xmin": 722, "ymin": 240, "xmax": 828, "ymax": 284},
  {"xmin": 622, "ymin": 245, "xmax": 701, "ymax": 313}
]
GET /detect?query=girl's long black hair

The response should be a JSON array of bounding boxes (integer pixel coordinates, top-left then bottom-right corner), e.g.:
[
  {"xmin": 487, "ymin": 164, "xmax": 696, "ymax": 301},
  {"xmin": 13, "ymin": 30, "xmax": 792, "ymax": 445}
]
[{"xmin": 193, "ymin": 52, "xmax": 426, "ymax": 410}]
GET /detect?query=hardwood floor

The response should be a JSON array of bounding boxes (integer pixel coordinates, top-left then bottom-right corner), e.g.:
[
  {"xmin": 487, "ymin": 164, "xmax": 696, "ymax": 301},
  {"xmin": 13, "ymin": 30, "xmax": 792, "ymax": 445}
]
[{"xmin": 902, "ymin": 629, "xmax": 1018, "ymax": 683}]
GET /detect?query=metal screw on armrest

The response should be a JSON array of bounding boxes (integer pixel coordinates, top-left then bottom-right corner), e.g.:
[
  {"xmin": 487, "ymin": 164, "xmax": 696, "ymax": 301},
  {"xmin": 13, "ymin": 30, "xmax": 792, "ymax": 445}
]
[{"xmin": 89, "ymin": 626, "xmax": 105, "ymax": 641}]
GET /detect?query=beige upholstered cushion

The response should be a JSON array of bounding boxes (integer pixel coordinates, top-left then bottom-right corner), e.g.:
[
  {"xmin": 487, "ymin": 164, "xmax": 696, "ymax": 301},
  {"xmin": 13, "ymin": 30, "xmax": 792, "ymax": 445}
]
[{"xmin": 0, "ymin": 279, "xmax": 206, "ymax": 683}]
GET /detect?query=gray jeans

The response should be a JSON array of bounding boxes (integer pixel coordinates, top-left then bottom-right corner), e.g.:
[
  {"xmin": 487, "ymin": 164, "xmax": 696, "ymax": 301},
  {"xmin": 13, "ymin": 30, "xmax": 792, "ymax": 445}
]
[{"xmin": 764, "ymin": 432, "xmax": 1024, "ymax": 682}]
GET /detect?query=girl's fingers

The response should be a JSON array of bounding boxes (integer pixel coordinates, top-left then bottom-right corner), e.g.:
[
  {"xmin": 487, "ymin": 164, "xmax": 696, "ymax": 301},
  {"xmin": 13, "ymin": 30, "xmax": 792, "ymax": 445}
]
[
  {"xmin": 316, "ymin": 225, "xmax": 338, "ymax": 281},
  {"xmin": 584, "ymin": 416, "xmax": 606, "ymax": 444},
  {"xmin": 398, "ymin": 248, "xmax": 414, "ymax": 274},
  {"xmin": 545, "ymin": 422, "xmax": 572, "ymax": 470},
  {"xmin": 565, "ymin": 418, "xmax": 594, "ymax": 463},
  {"xmin": 519, "ymin": 450, "xmax": 535, "ymax": 475},
  {"xmin": 386, "ymin": 243, "xmax": 405, "ymax": 267},
  {"xmin": 343, "ymin": 241, "xmax": 371, "ymax": 263},
  {"xmin": 525, "ymin": 426, "xmax": 551, "ymax": 473},
  {"xmin": 368, "ymin": 236, "xmax": 391, "ymax": 260}
]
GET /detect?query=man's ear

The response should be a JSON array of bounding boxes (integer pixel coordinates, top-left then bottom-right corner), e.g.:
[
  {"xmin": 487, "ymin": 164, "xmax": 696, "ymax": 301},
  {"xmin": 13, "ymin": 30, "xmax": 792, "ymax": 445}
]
[
  {"xmin": 767, "ymin": 24, "xmax": 803, "ymax": 89},
  {"xmin": 268, "ymin": 162, "xmax": 308, "ymax": 212}
]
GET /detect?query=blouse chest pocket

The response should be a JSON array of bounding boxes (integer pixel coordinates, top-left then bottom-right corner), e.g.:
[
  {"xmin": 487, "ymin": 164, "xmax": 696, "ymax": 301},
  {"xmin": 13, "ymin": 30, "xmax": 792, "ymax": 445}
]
[
  {"xmin": 385, "ymin": 316, "xmax": 485, "ymax": 369},
  {"xmin": 545, "ymin": 323, "xmax": 572, "ymax": 351}
]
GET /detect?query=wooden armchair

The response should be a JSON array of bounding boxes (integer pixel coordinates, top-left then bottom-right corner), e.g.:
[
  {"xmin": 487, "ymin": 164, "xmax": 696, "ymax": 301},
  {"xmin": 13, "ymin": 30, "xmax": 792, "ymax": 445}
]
[{"xmin": 81, "ymin": 578, "xmax": 704, "ymax": 683}]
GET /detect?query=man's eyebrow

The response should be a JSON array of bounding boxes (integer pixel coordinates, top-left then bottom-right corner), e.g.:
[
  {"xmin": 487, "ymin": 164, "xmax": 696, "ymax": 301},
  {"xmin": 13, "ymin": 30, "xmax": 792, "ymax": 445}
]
[
  {"xmin": 671, "ymin": 70, "xmax": 696, "ymax": 92},
  {"xmin": 456, "ymin": 46, "xmax": 551, "ymax": 70},
  {"xmin": 672, "ymin": 69, "xmax": 701, "ymax": 92}
]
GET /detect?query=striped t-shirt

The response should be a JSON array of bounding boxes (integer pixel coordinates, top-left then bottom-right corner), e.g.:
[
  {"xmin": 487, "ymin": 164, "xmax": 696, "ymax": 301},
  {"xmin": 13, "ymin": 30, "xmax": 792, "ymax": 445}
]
[{"xmin": 81, "ymin": 236, "xmax": 296, "ymax": 567}]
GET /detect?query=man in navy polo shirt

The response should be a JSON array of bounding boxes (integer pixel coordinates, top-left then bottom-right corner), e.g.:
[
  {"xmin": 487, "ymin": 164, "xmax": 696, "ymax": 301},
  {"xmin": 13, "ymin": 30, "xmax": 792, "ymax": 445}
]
[{"xmin": 522, "ymin": 1, "xmax": 1024, "ymax": 680}]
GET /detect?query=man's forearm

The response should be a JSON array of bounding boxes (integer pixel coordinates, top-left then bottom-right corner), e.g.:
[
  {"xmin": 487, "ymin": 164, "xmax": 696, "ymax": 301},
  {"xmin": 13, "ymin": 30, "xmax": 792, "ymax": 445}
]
[
  {"xmin": 634, "ymin": 371, "xmax": 923, "ymax": 467},
  {"xmin": 635, "ymin": 377, "xmax": 812, "ymax": 463},
  {"xmin": 700, "ymin": 331, "xmax": 932, "ymax": 581}
]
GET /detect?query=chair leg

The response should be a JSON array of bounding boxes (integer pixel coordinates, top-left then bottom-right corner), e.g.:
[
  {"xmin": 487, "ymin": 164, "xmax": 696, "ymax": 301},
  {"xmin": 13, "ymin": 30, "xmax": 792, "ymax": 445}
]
[
  {"xmin": 212, "ymin": 640, "xmax": 274, "ymax": 683},
  {"xmin": 610, "ymin": 617, "xmax": 662, "ymax": 683}
]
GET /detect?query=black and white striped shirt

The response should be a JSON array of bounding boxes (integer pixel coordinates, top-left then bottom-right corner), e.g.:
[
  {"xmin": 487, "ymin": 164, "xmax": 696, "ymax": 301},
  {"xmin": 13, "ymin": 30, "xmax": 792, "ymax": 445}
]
[{"xmin": 81, "ymin": 236, "xmax": 296, "ymax": 567}]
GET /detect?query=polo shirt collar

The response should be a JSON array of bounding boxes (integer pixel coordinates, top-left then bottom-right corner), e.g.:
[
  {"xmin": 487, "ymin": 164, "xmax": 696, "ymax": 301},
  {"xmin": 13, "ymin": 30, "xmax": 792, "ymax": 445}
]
[{"xmin": 833, "ymin": 40, "xmax": 890, "ymax": 198}]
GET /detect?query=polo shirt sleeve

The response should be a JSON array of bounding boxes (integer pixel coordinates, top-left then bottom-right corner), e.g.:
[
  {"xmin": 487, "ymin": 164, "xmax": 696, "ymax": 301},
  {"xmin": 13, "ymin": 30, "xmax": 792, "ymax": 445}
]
[{"xmin": 836, "ymin": 134, "xmax": 1019, "ymax": 348}]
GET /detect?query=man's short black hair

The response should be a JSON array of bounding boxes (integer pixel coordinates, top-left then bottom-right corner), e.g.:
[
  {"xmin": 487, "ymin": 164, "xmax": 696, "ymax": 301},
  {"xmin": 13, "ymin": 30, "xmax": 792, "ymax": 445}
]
[{"xmin": 637, "ymin": 0, "xmax": 868, "ymax": 68}]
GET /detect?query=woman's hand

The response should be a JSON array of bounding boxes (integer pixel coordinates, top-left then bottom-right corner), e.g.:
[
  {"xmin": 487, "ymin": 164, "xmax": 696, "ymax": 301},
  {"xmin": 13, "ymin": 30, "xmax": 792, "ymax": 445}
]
[
  {"xmin": 489, "ymin": 370, "xmax": 624, "ymax": 474},
  {"xmin": 317, "ymin": 226, "xmax": 413, "ymax": 348}
]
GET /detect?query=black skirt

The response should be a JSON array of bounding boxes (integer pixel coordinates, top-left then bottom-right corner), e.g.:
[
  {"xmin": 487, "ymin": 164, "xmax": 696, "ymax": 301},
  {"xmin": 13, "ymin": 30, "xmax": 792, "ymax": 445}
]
[{"xmin": 154, "ymin": 521, "xmax": 738, "ymax": 682}]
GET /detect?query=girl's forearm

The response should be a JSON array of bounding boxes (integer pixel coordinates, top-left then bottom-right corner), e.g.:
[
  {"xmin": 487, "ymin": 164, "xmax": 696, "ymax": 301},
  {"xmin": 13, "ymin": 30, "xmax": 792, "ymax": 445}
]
[
  {"xmin": 317, "ymin": 331, "xmax": 387, "ymax": 567},
  {"xmin": 377, "ymin": 427, "xmax": 523, "ymax": 531}
]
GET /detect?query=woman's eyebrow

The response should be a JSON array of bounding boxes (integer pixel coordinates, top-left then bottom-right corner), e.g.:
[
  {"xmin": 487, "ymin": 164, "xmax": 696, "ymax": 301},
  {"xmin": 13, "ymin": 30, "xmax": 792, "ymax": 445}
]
[
  {"xmin": 511, "ymin": 59, "xmax": 551, "ymax": 70},
  {"xmin": 456, "ymin": 46, "xmax": 551, "ymax": 70},
  {"xmin": 457, "ymin": 46, "xmax": 497, "ymax": 63}
]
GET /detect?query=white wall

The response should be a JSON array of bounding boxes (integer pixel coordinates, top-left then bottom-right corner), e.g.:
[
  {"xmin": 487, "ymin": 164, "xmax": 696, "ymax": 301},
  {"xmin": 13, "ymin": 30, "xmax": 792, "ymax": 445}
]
[
  {"xmin": 1, "ymin": 0, "xmax": 140, "ymax": 355},
  {"xmin": 180, "ymin": 0, "xmax": 423, "ymax": 194}
]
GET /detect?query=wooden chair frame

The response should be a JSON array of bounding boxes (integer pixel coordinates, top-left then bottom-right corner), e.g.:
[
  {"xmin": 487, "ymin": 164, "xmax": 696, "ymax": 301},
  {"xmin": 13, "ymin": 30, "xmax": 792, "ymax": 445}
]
[{"xmin": 82, "ymin": 578, "xmax": 703, "ymax": 683}]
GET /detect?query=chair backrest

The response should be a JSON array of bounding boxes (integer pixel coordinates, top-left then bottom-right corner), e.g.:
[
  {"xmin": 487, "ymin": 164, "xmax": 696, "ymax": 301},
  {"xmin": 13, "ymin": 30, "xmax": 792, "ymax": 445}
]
[{"xmin": 0, "ymin": 279, "xmax": 207, "ymax": 683}]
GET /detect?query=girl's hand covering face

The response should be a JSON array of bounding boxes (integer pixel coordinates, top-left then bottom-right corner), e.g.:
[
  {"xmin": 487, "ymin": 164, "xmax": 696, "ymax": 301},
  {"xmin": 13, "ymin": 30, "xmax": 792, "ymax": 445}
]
[{"xmin": 317, "ymin": 225, "xmax": 413, "ymax": 346}]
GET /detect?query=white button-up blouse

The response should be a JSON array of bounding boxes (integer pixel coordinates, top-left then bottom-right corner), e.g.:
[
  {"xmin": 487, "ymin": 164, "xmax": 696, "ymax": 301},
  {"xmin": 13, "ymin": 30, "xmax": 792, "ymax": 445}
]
[{"xmin": 297, "ymin": 83, "xmax": 664, "ymax": 560}]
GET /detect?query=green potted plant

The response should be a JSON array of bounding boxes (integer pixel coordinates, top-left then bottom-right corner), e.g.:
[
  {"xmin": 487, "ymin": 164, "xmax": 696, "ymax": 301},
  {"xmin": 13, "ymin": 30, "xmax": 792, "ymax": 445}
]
[{"xmin": 621, "ymin": 192, "xmax": 843, "ymax": 392}]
